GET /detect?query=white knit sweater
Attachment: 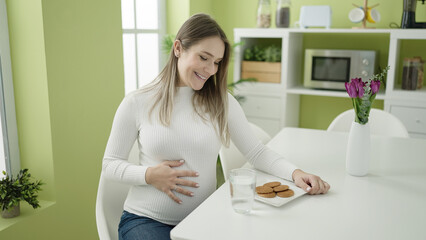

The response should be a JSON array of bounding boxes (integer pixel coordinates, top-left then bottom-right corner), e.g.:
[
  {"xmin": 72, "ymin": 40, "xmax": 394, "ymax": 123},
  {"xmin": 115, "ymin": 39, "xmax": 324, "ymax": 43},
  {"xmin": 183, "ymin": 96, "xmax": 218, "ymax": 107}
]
[{"xmin": 102, "ymin": 87, "xmax": 297, "ymax": 225}]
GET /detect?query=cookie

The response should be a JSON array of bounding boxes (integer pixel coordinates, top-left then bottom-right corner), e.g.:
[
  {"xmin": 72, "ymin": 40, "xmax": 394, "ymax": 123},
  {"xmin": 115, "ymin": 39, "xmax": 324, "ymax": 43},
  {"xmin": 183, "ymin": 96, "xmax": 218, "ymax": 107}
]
[
  {"xmin": 277, "ymin": 189, "xmax": 294, "ymax": 198},
  {"xmin": 255, "ymin": 186, "xmax": 273, "ymax": 194},
  {"xmin": 263, "ymin": 181, "xmax": 281, "ymax": 188},
  {"xmin": 257, "ymin": 192, "xmax": 276, "ymax": 198},
  {"xmin": 273, "ymin": 185, "xmax": 289, "ymax": 192}
]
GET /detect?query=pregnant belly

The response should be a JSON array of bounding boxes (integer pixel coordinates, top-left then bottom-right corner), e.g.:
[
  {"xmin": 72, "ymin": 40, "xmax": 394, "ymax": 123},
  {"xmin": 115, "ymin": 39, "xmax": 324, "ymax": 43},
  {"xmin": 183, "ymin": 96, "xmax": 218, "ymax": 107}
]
[{"xmin": 124, "ymin": 173, "xmax": 217, "ymax": 225}]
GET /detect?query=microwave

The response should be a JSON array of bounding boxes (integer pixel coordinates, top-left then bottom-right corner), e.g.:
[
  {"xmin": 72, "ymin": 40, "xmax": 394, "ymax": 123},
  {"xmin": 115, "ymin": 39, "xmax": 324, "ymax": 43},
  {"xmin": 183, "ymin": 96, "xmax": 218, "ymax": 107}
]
[{"xmin": 303, "ymin": 49, "xmax": 376, "ymax": 90}]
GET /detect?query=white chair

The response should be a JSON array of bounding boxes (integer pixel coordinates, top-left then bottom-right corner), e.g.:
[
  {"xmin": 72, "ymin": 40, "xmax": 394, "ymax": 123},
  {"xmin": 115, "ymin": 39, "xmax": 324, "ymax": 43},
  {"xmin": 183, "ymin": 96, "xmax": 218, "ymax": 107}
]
[
  {"xmin": 96, "ymin": 142, "xmax": 139, "ymax": 240},
  {"xmin": 219, "ymin": 122, "xmax": 271, "ymax": 181},
  {"xmin": 327, "ymin": 108, "xmax": 410, "ymax": 138}
]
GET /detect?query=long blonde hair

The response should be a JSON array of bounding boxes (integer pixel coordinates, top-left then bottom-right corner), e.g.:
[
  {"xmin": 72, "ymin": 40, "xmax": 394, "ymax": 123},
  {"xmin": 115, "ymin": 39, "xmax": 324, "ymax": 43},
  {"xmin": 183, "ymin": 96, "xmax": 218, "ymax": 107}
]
[{"xmin": 141, "ymin": 13, "xmax": 231, "ymax": 146}]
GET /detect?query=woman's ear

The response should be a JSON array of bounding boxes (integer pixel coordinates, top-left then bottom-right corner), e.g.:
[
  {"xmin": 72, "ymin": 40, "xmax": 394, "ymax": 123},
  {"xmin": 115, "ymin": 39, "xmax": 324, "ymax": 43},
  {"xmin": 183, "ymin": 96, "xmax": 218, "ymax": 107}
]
[{"xmin": 173, "ymin": 40, "xmax": 182, "ymax": 57}]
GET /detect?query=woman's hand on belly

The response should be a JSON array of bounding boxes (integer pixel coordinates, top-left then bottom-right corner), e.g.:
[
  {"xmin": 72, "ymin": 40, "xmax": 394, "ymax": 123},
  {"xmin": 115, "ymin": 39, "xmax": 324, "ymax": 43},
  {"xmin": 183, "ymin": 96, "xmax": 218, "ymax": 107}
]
[{"xmin": 145, "ymin": 159, "xmax": 200, "ymax": 204}]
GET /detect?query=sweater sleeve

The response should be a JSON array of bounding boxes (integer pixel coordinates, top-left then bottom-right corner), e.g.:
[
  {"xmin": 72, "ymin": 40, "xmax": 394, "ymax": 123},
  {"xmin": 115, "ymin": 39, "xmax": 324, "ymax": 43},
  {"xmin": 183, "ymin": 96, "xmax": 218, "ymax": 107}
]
[
  {"xmin": 227, "ymin": 94, "xmax": 298, "ymax": 181},
  {"xmin": 102, "ymin": 94, "xmax": 148, "ymax": 185}
]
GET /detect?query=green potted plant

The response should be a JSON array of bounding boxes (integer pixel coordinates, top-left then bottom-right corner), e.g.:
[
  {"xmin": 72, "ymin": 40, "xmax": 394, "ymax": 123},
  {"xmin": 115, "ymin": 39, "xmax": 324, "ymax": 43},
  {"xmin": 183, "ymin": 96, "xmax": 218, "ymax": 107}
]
[
  {"xmin": 0, "ymin": 169, "xmax": 44, "ymax": 218},
  {"xmin": 242, "ymin": 44, "xmax": 282, "ymax": 83}
]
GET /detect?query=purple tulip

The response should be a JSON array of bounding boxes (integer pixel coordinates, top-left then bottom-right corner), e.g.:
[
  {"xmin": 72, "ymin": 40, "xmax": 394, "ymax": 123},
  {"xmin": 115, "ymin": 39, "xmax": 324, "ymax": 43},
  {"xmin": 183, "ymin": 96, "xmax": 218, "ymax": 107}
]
[
  {"xmin": 345, "ymin": 81, "xmax": 358, "ymax": 98},
  {"xmin": 357, "ymin": 82, "xmax": 365, "ymax": 98},
  {"xmin": 370, "ymin": 80, "xmax": 381, "ymax": 94},
  {"xmin": 351, "ymin": 77, "xmax": 361, "ymax": 85},
  {"xmin": 353, "ymin": 78, "xmax": 365, "ymax": 98},
  {"xmin": 345, "ymin": 78, "xmax": 366, "ymax": 98}
]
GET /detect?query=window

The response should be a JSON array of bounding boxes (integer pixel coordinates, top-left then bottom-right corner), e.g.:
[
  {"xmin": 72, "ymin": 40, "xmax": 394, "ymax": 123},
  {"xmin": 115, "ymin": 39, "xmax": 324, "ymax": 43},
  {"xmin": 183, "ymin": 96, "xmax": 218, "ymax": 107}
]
[
  {"xmin": 121, "ymin": 0, "xmax": 166, "ymax": 94},
  {"xmin": 0, "ymin": 0, "xmax": 20, "ymax": 175}
]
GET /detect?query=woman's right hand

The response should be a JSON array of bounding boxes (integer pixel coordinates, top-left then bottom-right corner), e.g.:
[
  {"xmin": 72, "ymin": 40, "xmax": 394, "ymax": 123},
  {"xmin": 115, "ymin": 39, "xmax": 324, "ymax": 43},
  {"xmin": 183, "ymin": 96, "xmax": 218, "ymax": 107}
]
[{"xmin": 145, "ymin": 160, "xmax": 199, "ymax": 204}]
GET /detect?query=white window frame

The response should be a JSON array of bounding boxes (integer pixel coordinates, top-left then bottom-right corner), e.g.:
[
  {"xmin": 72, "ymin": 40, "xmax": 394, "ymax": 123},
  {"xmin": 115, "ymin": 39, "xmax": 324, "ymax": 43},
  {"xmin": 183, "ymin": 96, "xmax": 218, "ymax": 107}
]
[
  {"xmin": 0, "ymin": 0, "xmax": 20, "ymax": 176},
  {"xmin": 122, "ymin": 0, "xmax": 166, "ymax": 93}
]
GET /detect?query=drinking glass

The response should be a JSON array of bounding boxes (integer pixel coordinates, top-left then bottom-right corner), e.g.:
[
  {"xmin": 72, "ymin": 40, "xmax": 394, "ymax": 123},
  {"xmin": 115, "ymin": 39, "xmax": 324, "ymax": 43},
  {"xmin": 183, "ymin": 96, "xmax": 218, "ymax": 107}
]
[{"xmin": 229, "ymin": 168, "xmax": 256, "ymax": 214}]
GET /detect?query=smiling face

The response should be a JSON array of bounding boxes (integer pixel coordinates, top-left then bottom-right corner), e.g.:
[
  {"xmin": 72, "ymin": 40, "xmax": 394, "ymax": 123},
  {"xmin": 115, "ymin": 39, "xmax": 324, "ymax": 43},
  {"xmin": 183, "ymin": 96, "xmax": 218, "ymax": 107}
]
[{"xmin": 174, "ymin": 36, "xmax": 225, "ymax": 90}]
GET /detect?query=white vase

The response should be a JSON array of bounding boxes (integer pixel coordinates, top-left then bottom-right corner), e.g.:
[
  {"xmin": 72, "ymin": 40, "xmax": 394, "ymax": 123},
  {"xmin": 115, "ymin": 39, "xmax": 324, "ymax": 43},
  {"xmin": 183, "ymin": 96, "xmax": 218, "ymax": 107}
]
[{"xmin": 346, "ymin": 121, "xmax": 370, "ymax": 176}]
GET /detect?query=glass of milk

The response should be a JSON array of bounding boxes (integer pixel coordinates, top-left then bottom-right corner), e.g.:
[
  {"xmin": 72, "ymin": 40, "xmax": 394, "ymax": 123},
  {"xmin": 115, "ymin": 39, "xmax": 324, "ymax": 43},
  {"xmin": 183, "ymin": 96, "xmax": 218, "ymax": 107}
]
[{"xmin": 229, "ymin": 168, "xmax": 256, "ymax": 214}]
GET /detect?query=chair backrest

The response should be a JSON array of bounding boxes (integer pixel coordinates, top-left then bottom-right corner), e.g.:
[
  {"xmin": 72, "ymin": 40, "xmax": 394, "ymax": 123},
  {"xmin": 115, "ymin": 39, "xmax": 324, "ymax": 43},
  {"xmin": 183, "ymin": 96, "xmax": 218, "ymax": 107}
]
[
  {"xmin": 327, "ymin": 108, "xmax": 410, "ymax": 138},
  {"xmin": 219, "ymin": 122, "xmax": 271, "ymax": 181},
  {"xmin": 96, "ymin": 142, "xmax": 139, "ymax": 240}
]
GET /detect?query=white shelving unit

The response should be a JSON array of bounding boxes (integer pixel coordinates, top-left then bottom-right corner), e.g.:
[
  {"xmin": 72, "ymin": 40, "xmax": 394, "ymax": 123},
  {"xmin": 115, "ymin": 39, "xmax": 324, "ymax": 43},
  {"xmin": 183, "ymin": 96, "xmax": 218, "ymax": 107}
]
[
  {"xmin": 233, "ymin": 28, "xmax": 426, "ymax": 138},
  {"xmin": 384, "ymin": 30, "xmax": 426, "ymax": 139}
]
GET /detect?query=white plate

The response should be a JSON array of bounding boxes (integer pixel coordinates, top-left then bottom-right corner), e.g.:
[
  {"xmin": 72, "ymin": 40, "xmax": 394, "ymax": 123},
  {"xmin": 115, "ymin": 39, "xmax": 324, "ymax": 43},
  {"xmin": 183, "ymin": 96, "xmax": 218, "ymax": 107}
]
[
  {"xmin": 348, "ymin": 8, "xmax": 365, "ymax": 23},
  {"xmin": 254, "ymin": 170, "xmax": 307, "ymax": 207}
]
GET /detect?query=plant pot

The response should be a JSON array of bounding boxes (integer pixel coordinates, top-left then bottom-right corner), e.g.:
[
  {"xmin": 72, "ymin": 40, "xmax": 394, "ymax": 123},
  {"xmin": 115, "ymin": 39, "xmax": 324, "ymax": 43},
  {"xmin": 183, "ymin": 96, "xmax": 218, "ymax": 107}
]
[
  {"xmin": 346, "ymin": 121, "xmax": 370, "ymax": 176},
  {"xmin": 1, "ymin": 203, "xmax": 20, "ymax": 218}
]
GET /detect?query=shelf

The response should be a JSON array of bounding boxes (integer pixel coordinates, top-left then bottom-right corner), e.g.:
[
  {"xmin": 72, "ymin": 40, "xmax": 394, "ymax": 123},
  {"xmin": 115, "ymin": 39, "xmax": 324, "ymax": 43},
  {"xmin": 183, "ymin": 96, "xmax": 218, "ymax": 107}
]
[
  {"xmin": 390, "ymin": 30, "xmax": 426, "ymax": 39},
  {"xmin": 287, "ymin": 28, "xmax": 391, "ymax": 34},
  {"xmin": 234, "ymin": 82, "xmax": 284, "ymax": 96},
  {"xmin": 388, "ymin": 88, "xmax": 426, "ymax": 100},
  {"xmin": 286, "ymin": 86, "xmax": 385, "ymax": 100},
  {"xmin": 0, "ymin": 200, "xmax": 55, "ymax": 231},
  {"xmin": 234, "ymin": 28, "xmax": 391, "ymax": 35},
  {"xmin": 232, "ymin": 28, "xmax": 395, "ymax": 39},
  {"xmin": 234, "ymin": 28, "xmax": 426, "ymax": 136},
  {"xmin": 234, "ymin": 28, "xmax": 426, "ymax": 36}
]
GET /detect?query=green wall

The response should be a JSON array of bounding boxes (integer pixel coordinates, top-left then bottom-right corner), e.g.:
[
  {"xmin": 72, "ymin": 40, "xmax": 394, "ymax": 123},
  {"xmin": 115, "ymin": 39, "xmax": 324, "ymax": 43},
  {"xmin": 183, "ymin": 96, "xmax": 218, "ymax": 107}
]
[
  {"xmin": 6, "ymin": 0, "xmax": 55, "ymax": 202},
  {"xmin": 0, "ymin": 0, "xmax": 423, "ymax": 239},
  {"xmin": 166, "ymin": 0, "xmax": 213, "ymax": 35},
  {"xmin": 1, "ymin": 0, "xmax": 124, "ymax": 238},
  {"xmin": 166, "ymin": 0, "xmax": 190, "ymax": 36}
]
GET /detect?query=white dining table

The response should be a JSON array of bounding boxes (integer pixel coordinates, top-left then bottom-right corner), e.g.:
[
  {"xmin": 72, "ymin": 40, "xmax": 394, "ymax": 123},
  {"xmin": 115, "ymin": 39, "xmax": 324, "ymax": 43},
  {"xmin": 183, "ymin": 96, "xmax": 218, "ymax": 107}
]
[{"xmin": 170, "ymin": 127, "xmax": 426, "ymax": 240}]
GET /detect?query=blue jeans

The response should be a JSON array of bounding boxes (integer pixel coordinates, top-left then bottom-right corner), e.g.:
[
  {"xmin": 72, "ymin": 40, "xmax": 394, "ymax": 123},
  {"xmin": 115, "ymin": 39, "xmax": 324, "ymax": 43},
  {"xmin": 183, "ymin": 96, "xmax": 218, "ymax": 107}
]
[{"xmin": 118, "ymin": 211, "xmax": 175, "ymax": 240}]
